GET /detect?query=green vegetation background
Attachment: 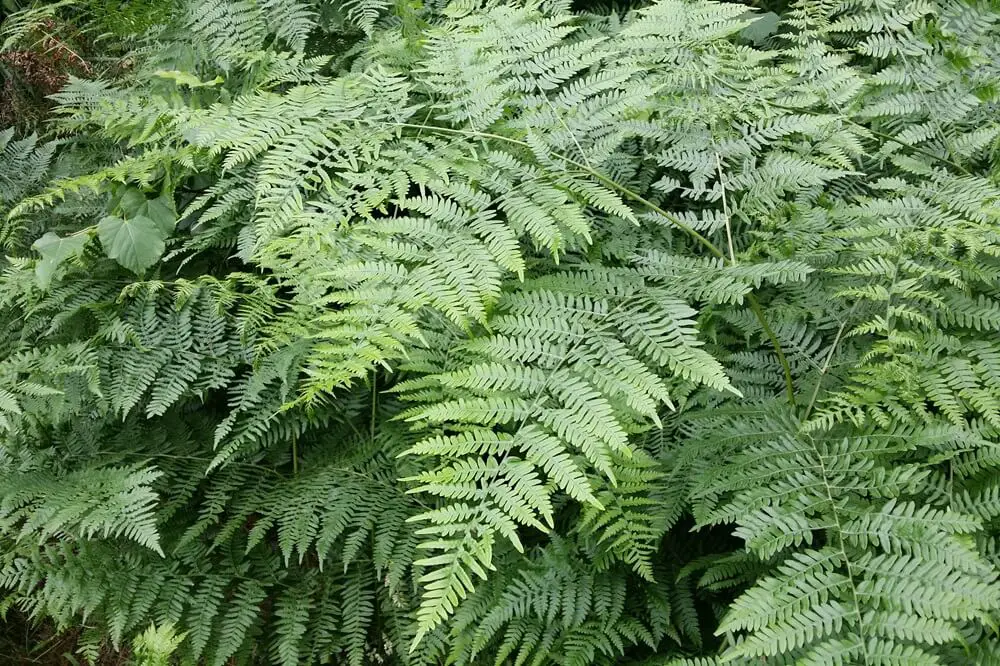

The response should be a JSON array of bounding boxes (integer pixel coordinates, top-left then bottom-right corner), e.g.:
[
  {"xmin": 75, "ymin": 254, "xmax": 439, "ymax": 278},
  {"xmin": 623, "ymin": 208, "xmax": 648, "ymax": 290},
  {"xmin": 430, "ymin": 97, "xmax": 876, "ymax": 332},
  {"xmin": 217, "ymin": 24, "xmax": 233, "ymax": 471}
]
[{"xmin": 2, "ymin": 0, "xmax": 1000, "ymax": 664}]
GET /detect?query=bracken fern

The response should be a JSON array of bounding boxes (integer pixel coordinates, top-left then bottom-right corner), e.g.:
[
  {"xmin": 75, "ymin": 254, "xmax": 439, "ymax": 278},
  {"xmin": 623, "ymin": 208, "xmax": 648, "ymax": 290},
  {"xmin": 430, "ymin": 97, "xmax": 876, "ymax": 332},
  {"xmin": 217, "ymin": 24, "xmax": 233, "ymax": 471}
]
[{"xmin": 2, "ymin": 0, "xmax": 1000, "ymax": 664}]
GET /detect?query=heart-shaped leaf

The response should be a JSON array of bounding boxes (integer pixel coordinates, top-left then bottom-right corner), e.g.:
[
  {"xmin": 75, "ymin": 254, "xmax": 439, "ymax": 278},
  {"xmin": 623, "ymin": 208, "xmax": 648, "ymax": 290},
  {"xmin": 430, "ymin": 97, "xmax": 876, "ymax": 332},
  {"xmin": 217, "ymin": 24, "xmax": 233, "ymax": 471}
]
[
  {"xmin": 98, "ymin": 215, "xmax": 166, "ymax": 274},
  {"xmin": 110, "ymin": 187, "xmax": 177, "ymax": 236},
  {"xmin": 32, "ymin": 232, "xmax": 89, "ymax": 289},
  {"xmin": 740, "ymin": 11, "xmax": 780, "ymax": 44},
  {"xmin": 153, "ymin": 70, "xmax": 225, "ymax": 88},
  {"xmin": 136, "ymin": 196, "xmax": 177, "ymax": 235}
]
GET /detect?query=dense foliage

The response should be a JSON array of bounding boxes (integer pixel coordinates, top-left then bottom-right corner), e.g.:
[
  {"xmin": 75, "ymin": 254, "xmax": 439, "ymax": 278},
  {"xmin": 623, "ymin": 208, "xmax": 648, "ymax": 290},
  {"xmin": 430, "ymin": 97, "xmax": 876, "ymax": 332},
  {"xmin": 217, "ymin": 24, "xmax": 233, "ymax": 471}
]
[{"xmin": 2, "ymin": 0, "xmax": 1000, "ymax": 664}]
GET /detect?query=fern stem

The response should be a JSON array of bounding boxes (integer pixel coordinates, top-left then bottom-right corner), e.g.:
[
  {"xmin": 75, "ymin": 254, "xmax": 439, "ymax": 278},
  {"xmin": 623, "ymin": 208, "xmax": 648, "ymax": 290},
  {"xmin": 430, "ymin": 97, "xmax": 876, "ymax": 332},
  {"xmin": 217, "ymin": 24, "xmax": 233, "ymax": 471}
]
[
  {"xmin": 801, "ymin": 300, "xmax": 862, "ymax": 424},
  {"xmin": 291, "ymin": 432, "xmax": 298, "ymax": 476},
  {"xmin": 715, "ymin": 152, "xmax": 737, "ymax": 264},
  {"xmin": 748, "ymin": 296, "xmax": 795, "ymax": 406},
  {"xmin": 370, "ymin": 371, "xmax": 377, "ymax": 444},
  {"xmin": 812, "ymin": 438, "xmax": 872, "ymax": 665},
  {"xmin": 801, "ymin": 318, "xmax": 848, "ymax": 423}
]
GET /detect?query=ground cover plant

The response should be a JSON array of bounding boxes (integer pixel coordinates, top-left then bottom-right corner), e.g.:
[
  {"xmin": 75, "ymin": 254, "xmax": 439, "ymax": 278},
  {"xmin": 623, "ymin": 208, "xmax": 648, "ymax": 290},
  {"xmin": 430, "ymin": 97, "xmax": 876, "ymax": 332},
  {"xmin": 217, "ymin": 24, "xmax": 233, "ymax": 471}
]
[{"xmin": 2, "ymin": 0, "xmax": 1000, "ymax": 664}]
